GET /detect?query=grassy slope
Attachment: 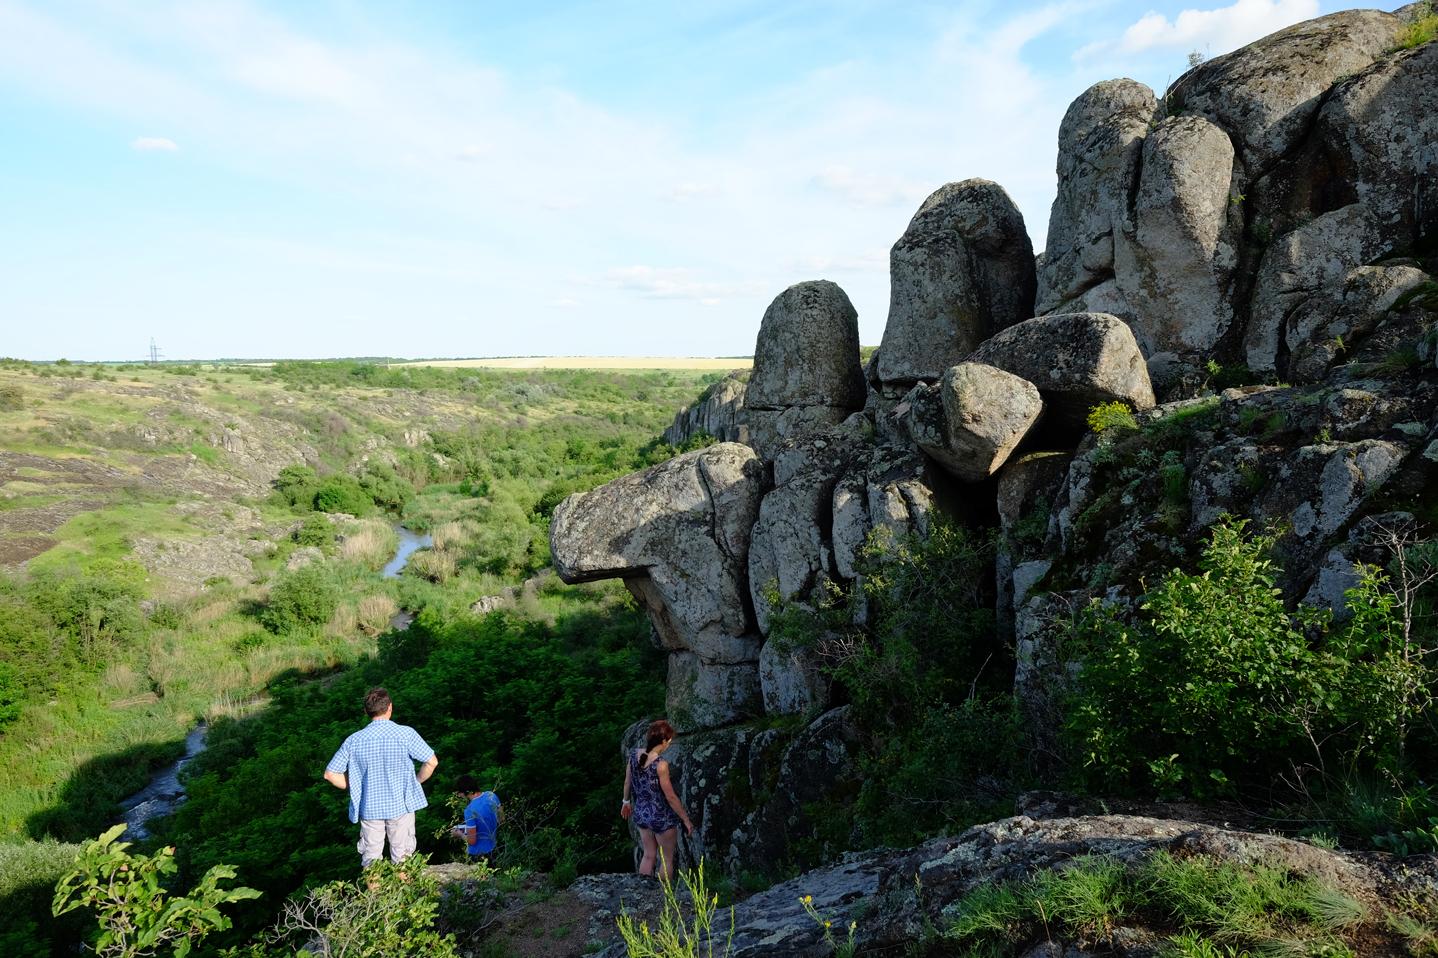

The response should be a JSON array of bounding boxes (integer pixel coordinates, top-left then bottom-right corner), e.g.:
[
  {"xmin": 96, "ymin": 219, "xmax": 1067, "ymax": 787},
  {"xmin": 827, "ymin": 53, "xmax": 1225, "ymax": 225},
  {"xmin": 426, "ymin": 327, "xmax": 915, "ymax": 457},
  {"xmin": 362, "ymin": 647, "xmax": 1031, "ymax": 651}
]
[{"xmin": 0, "ymin": 360, "xmax": 722, "ymax": 843}]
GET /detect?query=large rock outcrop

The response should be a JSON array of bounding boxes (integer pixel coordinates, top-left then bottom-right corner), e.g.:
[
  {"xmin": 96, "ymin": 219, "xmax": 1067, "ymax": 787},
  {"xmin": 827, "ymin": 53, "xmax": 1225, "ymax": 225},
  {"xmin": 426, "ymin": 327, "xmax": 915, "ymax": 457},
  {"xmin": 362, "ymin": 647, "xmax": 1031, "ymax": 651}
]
[
  {"xmin": 1166, "ymin": 8, "xmax": 1402, "ymax": 174},
  {"xmin": 549, "ymin": 2, "xmax": 1438, "ymax": 882},
  {"xmin": 1316, "ymin": 38, "xmax": 1438, "ymax": 246},
  {"xmin": 876, "ymin": 180, "xmax": 1036, "ymax": 390},
  {"xmin": 1037, "ymin": 79, "xmax": 1157, "ymax": 314},
  {"xmin": 590, "ymin": 813, "xmax": 1429, "ymax": 957},
  {"xmin": 904, "ymin": 363, "xmax": 1044, "ymax": 482},
  {"xmin": 663, "ymin": 372, "xmax": 749, "ymax": 446},
  {"xmin": 967, "ymin": 313, "xmax": 1155, "ymax": 429},
  {"xmin": 1113, "ymin": 115, "xmax": 1239, "ymax": 373},
  {"xmin": 550, "ymin": 443, "xmax": 767, "ymax": 729},
  {"xmin": 746, "ymin": 281, "xmax": 866, "ymax": 458}
]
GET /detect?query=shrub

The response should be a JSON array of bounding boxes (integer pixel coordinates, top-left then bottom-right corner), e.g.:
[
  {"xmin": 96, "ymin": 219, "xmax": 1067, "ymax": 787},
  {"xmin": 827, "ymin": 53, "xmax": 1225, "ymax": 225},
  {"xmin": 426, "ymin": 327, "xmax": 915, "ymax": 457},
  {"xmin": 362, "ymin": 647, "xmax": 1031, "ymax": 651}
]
[
  {"xmin": 51, "ymin": 825, "xmax": 259, "ymax": 958},
  {"xmin": 407, "ymin": 549, "xmax": 457, "ymax": 583},
  {"xmin": 358, "ymin": 464, "xmax": 413, "ymax": 513},
  {"xmin": 0, "ymin": 838, "xmax": 88, "ymax": 956},
  {"xmin": 1063, "ymin": 518, "xmax": 1433, "ymax": 796},
  {"xmin": 293, "ymin": 514, "xmax": 334, "ymax": 548},
  {"xmin": 250, "ymin": 854, "xmax": 457, "ymax": 958},
  {"xmin": 272, "ymin": 464, "xmax": 318, "ymax": 510},
  {"xmin": 313, "ymin": 475, "xmax": 374, "ymax": 517},
  {"xmin": 0, "ymin": 384, "xmax": 23, "ymax": 411},
  {"xmin": 260, "ymin": 564, "xmax": 341, "ymax": 633},
  {"xmin": 1087, "ymin": 401, "xmax": 1139, "ymax": 434}
]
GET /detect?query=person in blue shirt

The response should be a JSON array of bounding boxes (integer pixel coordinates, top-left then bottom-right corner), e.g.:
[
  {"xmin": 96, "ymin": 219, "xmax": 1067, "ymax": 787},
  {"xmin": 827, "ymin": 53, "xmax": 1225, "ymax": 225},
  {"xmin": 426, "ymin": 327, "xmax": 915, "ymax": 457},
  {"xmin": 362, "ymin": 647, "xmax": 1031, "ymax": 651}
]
[
  {"xmin": 323, "ymin": 687, "xmax": 439, "ymax": 868},
  {"xmin": 452, "ymin": 775, "xmax": 502, "ymax": 863}
]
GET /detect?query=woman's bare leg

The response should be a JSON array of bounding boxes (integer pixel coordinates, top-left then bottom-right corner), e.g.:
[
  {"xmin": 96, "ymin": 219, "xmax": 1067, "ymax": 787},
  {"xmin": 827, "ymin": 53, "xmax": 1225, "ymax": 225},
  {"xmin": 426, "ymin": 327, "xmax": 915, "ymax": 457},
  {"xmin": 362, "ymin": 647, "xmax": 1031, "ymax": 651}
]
[
  {"xmin": 656, "ymin": 827, "xmax": 679, "ymax": 881},
  {"xmin": 638, "ymin": 828, "xmax": 658, "ymax": 876}
]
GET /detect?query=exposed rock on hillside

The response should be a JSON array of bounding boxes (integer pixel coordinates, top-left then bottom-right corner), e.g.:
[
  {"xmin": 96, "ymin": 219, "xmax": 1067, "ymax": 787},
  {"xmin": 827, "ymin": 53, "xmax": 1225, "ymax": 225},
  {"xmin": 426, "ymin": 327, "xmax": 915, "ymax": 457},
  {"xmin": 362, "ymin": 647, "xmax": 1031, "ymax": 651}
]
[
  {"xmin": 746, "ymin": 281, "xmax": 866, "ymax": 457},
  {"xmin": 584, "ymin": 813, "xmax": 1431, "ymax": 958},
  {"xmin": 551, "ymin": 2, "xmax": 1438, "ymax": 881},
  {"xmin": 967, "ymin": 313, "xmax": 1155, "ymax": 429},
  {"xmin": 663, "ymin": 371, "xmax": 749, "ymax": 446},
  {"xmin": 550, "ymin": 443, "xmax": 767, "ymax": 729},
  {"xmin": 876, "ymin": 179, "xmax": 1036, "ymax": 391},
  {"xmin": 1038, "ymin": 79, "xmax": 1157, "ymax": 315}
]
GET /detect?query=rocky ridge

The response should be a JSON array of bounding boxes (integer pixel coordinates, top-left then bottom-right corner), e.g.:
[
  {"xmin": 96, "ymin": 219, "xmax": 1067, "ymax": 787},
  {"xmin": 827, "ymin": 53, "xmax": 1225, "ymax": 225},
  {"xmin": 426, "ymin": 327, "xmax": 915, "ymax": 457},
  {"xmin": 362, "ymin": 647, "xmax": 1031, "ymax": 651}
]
[{"xmin": 551, "ymin": 3, "xmax": 1438, "ymax": 886}]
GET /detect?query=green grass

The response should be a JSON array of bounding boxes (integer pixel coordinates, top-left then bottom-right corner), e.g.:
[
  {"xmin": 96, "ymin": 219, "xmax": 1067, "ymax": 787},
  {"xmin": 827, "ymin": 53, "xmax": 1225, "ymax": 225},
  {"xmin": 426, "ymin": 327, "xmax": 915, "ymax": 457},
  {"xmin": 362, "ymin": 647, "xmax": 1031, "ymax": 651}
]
[
  {"xmin": 26, "ymin": 498, "xmax": 191, "ymax": 572},
  {"xmin": 1395, "ymin": 7, "xmax": 1438, "ymax": 49},
  {"xmin": 944, "ymin": 852, "xmax": 1368, "ymax": 956}
]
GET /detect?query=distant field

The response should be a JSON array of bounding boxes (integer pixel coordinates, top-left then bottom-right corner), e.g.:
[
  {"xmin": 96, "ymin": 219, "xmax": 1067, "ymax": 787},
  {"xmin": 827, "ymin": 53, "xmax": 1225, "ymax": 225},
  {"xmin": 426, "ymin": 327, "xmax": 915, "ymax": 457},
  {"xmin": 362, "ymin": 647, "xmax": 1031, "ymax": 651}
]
[{"xmin": 396, "ymin": 356, "xmax": 753, "ymax": 370}]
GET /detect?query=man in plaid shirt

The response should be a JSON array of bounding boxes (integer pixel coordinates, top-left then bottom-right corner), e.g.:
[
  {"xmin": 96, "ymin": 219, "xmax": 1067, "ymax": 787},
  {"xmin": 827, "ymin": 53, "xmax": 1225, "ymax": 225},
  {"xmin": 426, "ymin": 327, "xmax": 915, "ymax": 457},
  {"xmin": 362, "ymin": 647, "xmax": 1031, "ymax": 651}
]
[{"xmin": 324, "ymin": 687, "xmax": 439, "ymax": 867}]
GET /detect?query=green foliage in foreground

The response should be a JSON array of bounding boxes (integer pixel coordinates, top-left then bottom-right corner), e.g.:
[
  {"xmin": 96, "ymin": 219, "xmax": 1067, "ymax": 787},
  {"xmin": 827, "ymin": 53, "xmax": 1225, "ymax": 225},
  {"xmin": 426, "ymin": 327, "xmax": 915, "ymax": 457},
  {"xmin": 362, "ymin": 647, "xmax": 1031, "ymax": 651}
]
[
  {"xmin": 163, "ymin": 582, "xmax": 663, "ymax": 940},
  {"xmin": 231, "ymin": 854, "xmax": 459, "ymax": 958},
  {"xmin": 52, "ymin": 824, "xmax": 259, "ymax": 958},
  {"xmin": 1063, "ymin": 518, "xmax": 1437, "ymax": 800},
  {"xmin": 767, "ymin": 522, "xmax": 1022, "ymax": 849},
  {"xmin": 616, "ymin": 860, "xmax": 734, "ymax": 958},
  {"xmin": 945, "ymin": 851, "xmax": 1365, "ymax": 957}
]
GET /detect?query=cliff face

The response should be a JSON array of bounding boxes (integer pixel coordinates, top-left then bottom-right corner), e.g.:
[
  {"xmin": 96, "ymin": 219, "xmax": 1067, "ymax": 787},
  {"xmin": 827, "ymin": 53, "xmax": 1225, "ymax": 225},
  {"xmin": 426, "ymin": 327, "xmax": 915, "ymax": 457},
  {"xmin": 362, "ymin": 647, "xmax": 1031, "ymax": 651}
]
[{"xmin": 551, "ymin": 6, "xmax": 1438, "ymax": 873}]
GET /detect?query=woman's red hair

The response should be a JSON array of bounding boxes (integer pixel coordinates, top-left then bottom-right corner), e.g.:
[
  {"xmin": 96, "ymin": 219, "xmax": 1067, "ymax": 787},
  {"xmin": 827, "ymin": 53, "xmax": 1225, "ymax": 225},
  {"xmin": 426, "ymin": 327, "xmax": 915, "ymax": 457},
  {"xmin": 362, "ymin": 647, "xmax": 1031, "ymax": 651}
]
[{"xmin": 638, "ymin": 719, "xmax": 676, "ymax": 768}]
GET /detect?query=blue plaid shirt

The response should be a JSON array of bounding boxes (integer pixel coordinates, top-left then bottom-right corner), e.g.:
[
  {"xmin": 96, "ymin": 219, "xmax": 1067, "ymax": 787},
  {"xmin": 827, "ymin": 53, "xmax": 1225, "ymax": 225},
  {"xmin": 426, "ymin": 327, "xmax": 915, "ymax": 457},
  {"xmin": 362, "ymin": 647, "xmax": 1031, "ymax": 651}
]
[{"xmin": 326, "ymin": 719, "xmax": 435, "ymax": 823}]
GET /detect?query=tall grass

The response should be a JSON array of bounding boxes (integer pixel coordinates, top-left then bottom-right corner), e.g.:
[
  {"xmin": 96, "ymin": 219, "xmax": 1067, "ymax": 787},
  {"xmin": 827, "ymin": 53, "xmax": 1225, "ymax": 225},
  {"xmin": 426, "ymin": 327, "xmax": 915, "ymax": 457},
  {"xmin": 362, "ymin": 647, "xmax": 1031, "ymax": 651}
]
[{"xmin": 339, "ymin": 520, "xmax": 397, "ymax": 570}]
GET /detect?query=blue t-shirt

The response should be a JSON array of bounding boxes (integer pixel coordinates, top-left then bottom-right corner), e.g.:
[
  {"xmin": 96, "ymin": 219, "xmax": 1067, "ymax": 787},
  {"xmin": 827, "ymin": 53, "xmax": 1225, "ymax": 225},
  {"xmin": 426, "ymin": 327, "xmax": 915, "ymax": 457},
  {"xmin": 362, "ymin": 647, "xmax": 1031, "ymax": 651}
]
[
  {"xmin": 464, "ymin": 792, "xmax": 501, "ymax": 855},
  {"xmin": 325, "ymin": 720, "xmax": 434, "ymax": 823}
]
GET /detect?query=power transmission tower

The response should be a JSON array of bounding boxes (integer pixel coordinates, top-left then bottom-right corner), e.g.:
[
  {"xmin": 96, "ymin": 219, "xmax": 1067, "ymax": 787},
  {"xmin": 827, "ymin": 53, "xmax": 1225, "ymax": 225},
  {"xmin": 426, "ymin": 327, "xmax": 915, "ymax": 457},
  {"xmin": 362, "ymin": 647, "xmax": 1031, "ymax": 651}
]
[{"xmin": 148, "ymin": 338, "xmax": 163, "ymax": 365}]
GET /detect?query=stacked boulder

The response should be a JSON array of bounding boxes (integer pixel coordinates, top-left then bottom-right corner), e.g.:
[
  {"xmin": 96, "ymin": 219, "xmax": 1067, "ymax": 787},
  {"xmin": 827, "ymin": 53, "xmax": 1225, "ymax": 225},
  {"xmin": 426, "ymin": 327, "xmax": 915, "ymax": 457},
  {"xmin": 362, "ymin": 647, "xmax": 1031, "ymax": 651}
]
[{"xmin": 550, "ymin": 4, "xmax": 1438, "ymax": 875}]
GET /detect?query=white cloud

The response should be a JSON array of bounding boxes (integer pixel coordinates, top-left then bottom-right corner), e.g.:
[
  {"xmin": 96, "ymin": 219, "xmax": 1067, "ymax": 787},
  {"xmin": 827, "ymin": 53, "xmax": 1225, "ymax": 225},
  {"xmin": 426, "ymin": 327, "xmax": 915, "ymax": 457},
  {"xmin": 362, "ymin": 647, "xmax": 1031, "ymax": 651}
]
[
  {"xmin": 664, "ymin": 181, "xmax": 720, "ymax": 202},
  {"xmin": 602, "ymin": 266, "xmax": 759, "ymax": 303},
  {"xmin": 1095, "ymin": 0, "xmax": 1319, "ymax": 58},
  {"xmin": 788, "ymin": 252, "xmax": 887, "ymax": 274},
  {"xmin": 810, "ymin": 165, "xmax": 928, "ymax": 208},
  {"xmin": 0, "ymin": 0, "xmax": 1084, "ymax": 356},
  {"xmin": 546, "ymin": 297, "xmax": 578, "ymax": 308},
  {"xmin": 130, "ymin": 136, "xmax": 178, "ymax": 151}
]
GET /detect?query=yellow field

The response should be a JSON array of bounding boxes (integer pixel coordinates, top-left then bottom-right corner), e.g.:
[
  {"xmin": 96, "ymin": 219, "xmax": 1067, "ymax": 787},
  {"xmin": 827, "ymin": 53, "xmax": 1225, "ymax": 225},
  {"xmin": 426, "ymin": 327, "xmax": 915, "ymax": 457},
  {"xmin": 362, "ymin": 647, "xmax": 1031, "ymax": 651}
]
[{"xmin": 394, "ymin": 356, "xmax": 752, "ymax": 370}]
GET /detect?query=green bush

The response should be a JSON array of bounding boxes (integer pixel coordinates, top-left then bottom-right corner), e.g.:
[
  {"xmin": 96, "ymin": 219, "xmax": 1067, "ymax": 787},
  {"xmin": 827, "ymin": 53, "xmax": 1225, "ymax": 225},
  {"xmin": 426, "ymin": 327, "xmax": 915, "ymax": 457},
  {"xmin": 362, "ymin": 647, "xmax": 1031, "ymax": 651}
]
[
  {"xmin": 52, "ymin": 824, "xmax": 259, "ymax": 958},
  {"xmin": 313, "ymin": 475, "xmax": 374, "ymax": 517},
  {"xmin": 1395, "ymin": 3, "xmax": 1437, "ymax": 48},
  {"xmin": 246, "ymin": 854, "xmax": 457, "ymax": 958},
  {"xmin": 0, "ymin": 838, "xmax": 88, "ymax": 956},
  {"xmin": 272, "ymin": 464, "xmax": 319, "ymax": 511},
  {"xmin": 260, "ymin": 564, "xmax": 340, "ymax": 633},
  {"xmin": 0, "ymin": 384, "xmax": 23, "ymax": 411},
  {"xmin": 1064, "ymin": 518, "xmax": 1434, "ymax": 796},
  {"xmin": 293, "ymin": 514, "xmax": 334, "ymax": 548}
]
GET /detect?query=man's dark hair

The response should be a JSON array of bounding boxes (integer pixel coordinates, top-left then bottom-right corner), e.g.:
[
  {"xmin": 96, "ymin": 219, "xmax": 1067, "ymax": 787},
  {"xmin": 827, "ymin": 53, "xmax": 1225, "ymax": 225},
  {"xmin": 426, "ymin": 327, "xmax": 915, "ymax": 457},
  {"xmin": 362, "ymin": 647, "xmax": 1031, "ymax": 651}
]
[
  {"xmin": 454, "ymin": 774, "xmax": 481, "ymax": 794},
  {"xmin": 364, "ymin": 687, "xmax": 392, "ymax": 718}
]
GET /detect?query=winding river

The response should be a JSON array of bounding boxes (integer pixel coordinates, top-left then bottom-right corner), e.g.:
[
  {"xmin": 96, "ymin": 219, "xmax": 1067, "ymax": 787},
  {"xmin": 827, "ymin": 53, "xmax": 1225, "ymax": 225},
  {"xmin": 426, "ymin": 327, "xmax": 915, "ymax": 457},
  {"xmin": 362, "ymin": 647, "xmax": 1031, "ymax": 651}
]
[{"xmin": 117, "ymin": 525, "xmax": 430, "ymax": 837}]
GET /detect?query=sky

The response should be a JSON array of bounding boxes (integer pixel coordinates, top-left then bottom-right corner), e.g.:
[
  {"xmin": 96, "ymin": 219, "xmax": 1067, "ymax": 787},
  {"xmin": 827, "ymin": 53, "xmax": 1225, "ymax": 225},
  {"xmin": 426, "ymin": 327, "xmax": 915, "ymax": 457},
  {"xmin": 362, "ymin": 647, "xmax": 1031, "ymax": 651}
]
[{"xmin": 0, "ymin": 0, "xmax": 1362, "ymax": 361}]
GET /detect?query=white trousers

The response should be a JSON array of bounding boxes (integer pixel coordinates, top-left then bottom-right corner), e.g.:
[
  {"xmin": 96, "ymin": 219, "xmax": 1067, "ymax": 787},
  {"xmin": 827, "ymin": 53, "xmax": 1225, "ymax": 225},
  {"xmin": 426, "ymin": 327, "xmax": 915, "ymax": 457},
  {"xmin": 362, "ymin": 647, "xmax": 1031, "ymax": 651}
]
[{"xmin": 357, "ymin": 812, "xmax": 416, "ymax": 867}]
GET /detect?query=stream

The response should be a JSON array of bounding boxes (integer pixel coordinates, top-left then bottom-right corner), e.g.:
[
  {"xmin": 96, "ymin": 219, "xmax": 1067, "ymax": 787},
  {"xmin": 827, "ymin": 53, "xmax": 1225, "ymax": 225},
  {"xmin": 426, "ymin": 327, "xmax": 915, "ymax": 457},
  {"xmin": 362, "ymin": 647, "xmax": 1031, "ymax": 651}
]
[
  {"xmin": 118, "ymin": 525, "xmax": 432, "ymax": 837},
  {"xmin": 119, "ymin": 724, "xmax": 208, "ymax": 840}
]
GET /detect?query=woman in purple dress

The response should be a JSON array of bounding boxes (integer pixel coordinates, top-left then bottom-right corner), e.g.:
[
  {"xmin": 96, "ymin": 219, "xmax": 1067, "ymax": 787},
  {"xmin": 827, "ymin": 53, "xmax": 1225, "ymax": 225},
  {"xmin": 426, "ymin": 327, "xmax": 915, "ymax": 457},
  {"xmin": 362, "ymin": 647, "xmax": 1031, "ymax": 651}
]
[{"xmin": 620, "ymin": 718, "xmax": 694, "ymax": 880}]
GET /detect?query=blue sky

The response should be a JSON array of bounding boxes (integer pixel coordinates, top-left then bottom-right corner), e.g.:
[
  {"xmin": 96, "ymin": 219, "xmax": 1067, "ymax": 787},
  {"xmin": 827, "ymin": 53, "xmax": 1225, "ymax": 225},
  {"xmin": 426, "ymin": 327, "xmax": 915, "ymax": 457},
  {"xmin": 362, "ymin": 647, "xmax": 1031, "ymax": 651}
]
[{"xmin": 0, "ymin": 0, "xmax": 1355, "ymax": 361}]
